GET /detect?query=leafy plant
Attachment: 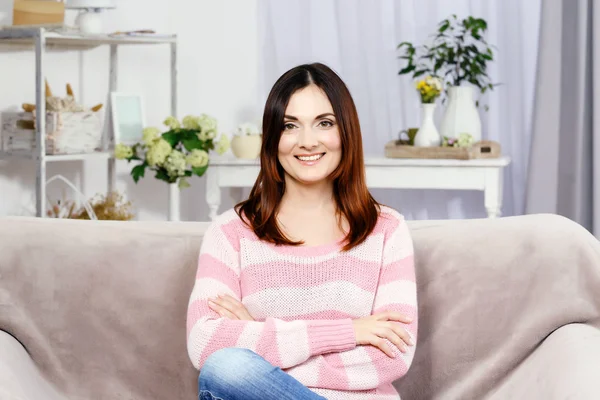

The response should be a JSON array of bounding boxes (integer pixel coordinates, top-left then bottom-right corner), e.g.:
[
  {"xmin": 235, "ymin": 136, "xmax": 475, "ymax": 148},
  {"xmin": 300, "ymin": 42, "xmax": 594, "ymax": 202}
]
[
  {"xmin": 397, "ymin": 15, "xmax": 497, "ymax": 106},
  {"xmin": 115, "ymin": 115, "xmax": 230, "ymax": 189}
]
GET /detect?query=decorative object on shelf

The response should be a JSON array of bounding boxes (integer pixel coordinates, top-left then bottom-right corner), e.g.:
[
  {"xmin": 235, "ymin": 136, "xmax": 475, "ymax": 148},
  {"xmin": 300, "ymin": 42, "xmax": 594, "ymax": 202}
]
[
  {"xmin": 442, "ymin": 132, "xmax": 474, "ymax": 148},
  {"xmin": 1, "ymin": 80, "xmax": 103, "ymax": 155},
  {"xmin": 65, "ymin": 0, "xmax": 116, "ymax": 34},
  {"xmin": 115, "ymin": 114, "xmax": 230, "ymax": 189},
  {"xmin": 12, "ymin": 0, "xmax": 65, "ymax": 26},
  {"xmin": 384, "ymin": 139, "xmax": 501, "ymax": 160},
  {"xmin": 110, "ymin": 92, "xmax": 144, "ymax": 146},
  {"xmin": 396, "ymin": 127, "xmax": 418, "ymax": 145},
  {"xmin": 398, "ymin": 15, "xmax": 497, "ymax": 141},
  {"xmin": 413, "ymin": 76, "xmax": 443, "ymax": 147},
  {"xmin": 414, "ymin": 103, "xmax": 440, "ymax": 147},
  {"xmin": 231, "ymin": 122, "xmax": 262, "ymax": 159}
]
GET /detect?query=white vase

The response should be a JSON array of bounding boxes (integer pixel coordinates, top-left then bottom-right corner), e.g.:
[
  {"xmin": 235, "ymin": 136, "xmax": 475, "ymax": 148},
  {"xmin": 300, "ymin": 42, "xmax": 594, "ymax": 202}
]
[
  {"xmin": 414, "ymin": 103, "xmax": 441, "ymax": 147},
  {"xmin": 231, "ymin": 134, "xmax": 262, "ymax": 159},
  {"xmin": 439, "ymin": 86, "xmax": 482, "ymax": 141}
]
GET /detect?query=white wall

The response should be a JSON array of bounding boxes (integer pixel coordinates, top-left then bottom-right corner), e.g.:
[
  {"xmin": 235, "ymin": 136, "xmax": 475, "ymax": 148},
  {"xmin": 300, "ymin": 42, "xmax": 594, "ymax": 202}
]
[{"xmin": 0, "ymin": 0, "xmax": 259, "ymax": 221}]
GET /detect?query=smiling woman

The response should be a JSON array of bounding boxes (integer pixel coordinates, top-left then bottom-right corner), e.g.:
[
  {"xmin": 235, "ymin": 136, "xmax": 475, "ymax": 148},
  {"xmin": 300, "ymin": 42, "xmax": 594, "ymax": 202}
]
[{"xmin": 187, "ymin": 63, "xmax": 418, "ymax": 400}]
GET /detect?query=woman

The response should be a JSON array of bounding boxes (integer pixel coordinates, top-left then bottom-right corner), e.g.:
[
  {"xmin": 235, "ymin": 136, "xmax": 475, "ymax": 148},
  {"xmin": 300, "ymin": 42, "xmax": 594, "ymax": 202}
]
[{"xmin": 187, "ymin": 63, "xmax": 417, "ymax": 400}]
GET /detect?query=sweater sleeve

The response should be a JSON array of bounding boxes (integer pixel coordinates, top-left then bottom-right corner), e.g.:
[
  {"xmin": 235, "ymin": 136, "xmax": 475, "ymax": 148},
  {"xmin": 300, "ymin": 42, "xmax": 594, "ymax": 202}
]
[
  {"xmin": 310, "ymin": 212, "xmax": 418, "ymax": 390},
  {"xmin": 186, "ymin": 216, "xmax": 357, "ymax": 371}
]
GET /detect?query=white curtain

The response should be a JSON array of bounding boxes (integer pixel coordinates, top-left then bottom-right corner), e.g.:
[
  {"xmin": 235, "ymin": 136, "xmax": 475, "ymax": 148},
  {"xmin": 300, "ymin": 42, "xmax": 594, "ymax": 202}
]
[
  {"xmin": 526, "ymin": 0, "xmax": 600, "ymax": 237},
  {"xmin": 258, "ymin": 0, "xmax": 541, "ymax": 219}
]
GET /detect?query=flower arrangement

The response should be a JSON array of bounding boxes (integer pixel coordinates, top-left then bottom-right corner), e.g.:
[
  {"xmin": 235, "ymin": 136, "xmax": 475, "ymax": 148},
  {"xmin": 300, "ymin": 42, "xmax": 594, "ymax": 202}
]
[
  {"xmin": 415, "ymin": 76, "xmax": 443, "ymax": 104},
  {"xmin": 398, "ymin": 15, "xmax": 497, "ymax": 107},
  {"xmin": 442, "ymin": 132, "xmax": 474, "ymax": 148},
  {"xmin": 115, "ymin": 114, "xmax": 230, "ymax": 189}
]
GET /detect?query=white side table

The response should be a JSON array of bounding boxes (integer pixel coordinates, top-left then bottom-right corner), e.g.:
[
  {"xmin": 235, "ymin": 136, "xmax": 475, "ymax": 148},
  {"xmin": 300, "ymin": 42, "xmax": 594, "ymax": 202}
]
[{"xmin": 203, "ymin": 156, "xmax": 511, "ymax": 221}]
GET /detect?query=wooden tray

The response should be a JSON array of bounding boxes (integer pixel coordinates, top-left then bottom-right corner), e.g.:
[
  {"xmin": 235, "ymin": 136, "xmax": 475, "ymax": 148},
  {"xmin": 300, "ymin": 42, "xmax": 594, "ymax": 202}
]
[{"xmin": 384, "ymin": 140, "xmax": 501, "ymax": 160}]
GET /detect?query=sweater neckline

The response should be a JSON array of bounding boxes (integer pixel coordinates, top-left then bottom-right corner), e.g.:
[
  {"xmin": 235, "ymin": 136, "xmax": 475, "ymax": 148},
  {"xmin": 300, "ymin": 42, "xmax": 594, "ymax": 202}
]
[{"xmin": 269, "ymin": 237, "xmax": 346, "ymax": 257}]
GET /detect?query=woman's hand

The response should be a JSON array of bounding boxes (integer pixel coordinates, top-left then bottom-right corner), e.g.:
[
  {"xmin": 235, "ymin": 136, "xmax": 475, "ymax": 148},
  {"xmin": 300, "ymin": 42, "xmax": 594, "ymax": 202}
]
[
  {"xmin": 353, "ymin": 311, "xmax": 414, "ymax": 358},
  {"xmin": 208, "ymin": 294, "xmax": 255, "ymax": 321}
]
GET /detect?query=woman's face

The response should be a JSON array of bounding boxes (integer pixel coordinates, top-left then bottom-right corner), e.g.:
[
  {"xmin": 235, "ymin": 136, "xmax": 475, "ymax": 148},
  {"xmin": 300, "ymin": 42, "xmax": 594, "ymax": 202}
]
[{"xmin": 277, "ymin": 84, "xmax": 342, "ymax": 186}]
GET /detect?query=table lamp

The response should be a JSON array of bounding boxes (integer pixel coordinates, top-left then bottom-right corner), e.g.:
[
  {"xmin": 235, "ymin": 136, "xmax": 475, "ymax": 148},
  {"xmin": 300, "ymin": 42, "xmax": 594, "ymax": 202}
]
[{"xmin": 66, "ymin": 0, "xmax": 115, "ymax": 34}]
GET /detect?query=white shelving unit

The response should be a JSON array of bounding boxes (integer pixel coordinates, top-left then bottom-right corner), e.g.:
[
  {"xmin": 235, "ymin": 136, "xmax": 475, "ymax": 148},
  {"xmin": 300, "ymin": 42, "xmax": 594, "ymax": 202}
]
[{"xmin": 0, "ymin": 27, "xmax": 178, "ymax": 218}]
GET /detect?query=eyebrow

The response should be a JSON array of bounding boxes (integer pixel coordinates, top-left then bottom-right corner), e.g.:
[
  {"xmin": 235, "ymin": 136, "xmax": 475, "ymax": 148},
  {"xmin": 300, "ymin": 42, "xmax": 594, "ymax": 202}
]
[{"xmin": 284, "ymin": 113, "xmax": 335, "ymax": 121}]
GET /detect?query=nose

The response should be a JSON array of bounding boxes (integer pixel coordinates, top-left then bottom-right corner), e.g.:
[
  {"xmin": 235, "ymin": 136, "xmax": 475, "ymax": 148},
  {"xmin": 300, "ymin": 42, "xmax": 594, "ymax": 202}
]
[{"xmin": 297, "ymin": 127, "xmax": 318, "ymax": 150}]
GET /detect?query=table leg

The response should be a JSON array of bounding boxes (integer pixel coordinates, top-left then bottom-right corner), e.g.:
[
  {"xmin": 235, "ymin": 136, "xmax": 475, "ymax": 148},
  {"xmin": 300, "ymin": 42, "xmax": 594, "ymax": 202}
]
[
  {"xmin": 206, "ymin": 168, "xmax": 221, "ymax": 221},
  {"xmin": 484, "ymin": 168, "xmax": 503, "ymax": 218}
]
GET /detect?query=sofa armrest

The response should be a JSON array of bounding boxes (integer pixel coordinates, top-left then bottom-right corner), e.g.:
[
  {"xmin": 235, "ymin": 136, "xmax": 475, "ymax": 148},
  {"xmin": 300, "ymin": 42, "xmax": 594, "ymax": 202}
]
[
  {"xmin": 488, "ymin": 323, "xmax": 600, "ymax": 399},
  {"xmin": 0, "ymin": 331, "xmax": 64, "ymax": 400}
]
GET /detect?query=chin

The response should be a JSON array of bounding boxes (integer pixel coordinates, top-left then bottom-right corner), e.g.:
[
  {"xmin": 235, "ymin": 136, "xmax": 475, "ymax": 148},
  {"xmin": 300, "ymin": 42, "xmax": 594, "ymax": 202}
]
[{"xmin": 291, "ymin": 170, "xmax": 332, "ymax": 185}]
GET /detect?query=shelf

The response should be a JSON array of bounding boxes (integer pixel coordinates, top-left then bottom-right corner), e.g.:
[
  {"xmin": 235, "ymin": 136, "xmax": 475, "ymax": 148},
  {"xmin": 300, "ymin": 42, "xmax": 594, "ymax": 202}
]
[
  {"xmin": 0, "ymin": 27, "xmax": 176, "ymax": 49},
  {"xmin": 0, "ymin": 151, "xmax": 113, "ymax": 162}
]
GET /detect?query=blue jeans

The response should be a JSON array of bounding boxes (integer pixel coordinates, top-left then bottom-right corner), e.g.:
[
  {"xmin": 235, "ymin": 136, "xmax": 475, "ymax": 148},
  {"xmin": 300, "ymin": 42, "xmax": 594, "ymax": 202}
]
[{"xmin": 198, "ymin": 348, "xmax": 326, "ymax": 400}]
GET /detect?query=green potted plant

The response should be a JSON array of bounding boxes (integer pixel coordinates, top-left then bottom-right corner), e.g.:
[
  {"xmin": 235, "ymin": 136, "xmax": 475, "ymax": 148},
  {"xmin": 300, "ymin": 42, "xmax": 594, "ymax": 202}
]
[{"xmin": 397, "ymin": 15, "xmax": 497, "ymax": 141}]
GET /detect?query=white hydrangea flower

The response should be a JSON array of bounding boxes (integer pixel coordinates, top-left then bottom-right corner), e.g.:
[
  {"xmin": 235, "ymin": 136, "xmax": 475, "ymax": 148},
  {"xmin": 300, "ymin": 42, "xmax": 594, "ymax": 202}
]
[
  {"xmin": 146, "ymin": 138, "xmax": 172, "ymax": 167},
  {"xmin": 182, "ymin": 115, "xmax": 199, "ymax": 130},
  {"xmin": 215, "ymin": 134, "xmax": 230, "ymax": 155},
  {"xmin": 142, "ymin": 127, "xmax": 160, "ymax": 146},
  {"xmin": 197, "ymin": 114, "xmax": 218, "ymax": 133},
  {"xmin": 164, "ymin": 150, "xmax": 187, "ymax": 178},
  {"xmin": 186, "ymin": 149, "xmax": 209, "ymax": 168},
  {"xmin": 163, "ymin": 116, "xmax": 180, "ymax": 130},
  {"xmin": 114, "ymin": 143, "xmax": 133, "ymax": 160}
]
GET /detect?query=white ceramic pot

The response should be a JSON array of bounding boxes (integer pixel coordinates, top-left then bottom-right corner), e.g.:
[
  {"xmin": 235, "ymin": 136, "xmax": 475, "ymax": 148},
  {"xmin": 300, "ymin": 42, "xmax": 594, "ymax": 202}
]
[
  {"xmin": 231, "ymin": 134, "xmax": 262, "ymax": 159},
  {"xmin": 414, "ymin": 103, "xmax": 441, "ymax": 147},
  {"xmin": 439, "ymin": 85, "xmax": 482, "ymax": 141}
]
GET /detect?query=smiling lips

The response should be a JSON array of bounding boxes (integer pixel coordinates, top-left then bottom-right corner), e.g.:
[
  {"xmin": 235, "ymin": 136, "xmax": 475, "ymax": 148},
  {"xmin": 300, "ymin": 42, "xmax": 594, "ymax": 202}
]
[{"xmin": 294, "ymin": 153, "xmax": 326, "ymax": 166}]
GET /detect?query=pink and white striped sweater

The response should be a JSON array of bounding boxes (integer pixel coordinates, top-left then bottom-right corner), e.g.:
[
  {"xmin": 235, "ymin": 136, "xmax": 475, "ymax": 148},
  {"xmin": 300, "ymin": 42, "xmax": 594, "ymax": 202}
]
[{"xmin": 186, "ymin": 206, "xmax": 418, "ymax": 400}]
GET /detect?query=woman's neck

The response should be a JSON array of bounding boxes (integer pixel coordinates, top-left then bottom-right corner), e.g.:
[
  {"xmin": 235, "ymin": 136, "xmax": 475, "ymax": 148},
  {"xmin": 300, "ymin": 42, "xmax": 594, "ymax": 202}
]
[{"xmin": 280, "ymin": 176, "xmax": 335, "ymax": 213}]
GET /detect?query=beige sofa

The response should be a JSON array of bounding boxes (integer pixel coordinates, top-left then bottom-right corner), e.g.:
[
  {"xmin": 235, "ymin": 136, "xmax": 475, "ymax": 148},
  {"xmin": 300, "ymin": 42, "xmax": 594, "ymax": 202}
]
[{"xmin": 0, "ymin": 214, "xmax": 599, "ymax": 399}]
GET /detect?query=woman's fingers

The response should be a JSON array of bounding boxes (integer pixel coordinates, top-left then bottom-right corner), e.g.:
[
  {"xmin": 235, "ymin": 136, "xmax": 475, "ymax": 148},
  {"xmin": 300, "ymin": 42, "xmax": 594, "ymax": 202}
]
[
  {"xmin": 208, "ymin": 294, "xmax": 254, "ymax": 321},
  {"xmin": 371, "ymin": 335, "xmax": 396, "ymax": 358},
  {"xmin": 374, "ymin": 311, "xmax": 412, "ymax": 324},
  {"xmin": 376, "ymin": 326, "xmax": 407, "ymax": 353},
  {"xmin": 208, "ymin": 300, "xmax": 239, "ymax": 320},
  {"xmin": 388, "ymin": 322, "xmax": 414, "ymax": 346}
]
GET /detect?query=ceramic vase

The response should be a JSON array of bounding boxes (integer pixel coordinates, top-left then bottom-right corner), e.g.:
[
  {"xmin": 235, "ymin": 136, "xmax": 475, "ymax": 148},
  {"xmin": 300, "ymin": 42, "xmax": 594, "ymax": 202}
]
[
  {"xmin": 414, "ymin": 103, "xmax": 441, "ymax": 147},
  {"xmin": 439, "ymin": 85, "xmax": 482, "ymax": 141},
  {"xmin": 231, "ymin": 135, "xmax": 262, "ymax": 159}
]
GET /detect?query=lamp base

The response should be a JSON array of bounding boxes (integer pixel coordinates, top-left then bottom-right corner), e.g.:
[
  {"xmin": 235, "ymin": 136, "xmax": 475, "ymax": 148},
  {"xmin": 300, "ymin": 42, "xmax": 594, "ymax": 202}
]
[{"xmin": 75, "ymin": 10, "xmax": 103, "ymax": 34}]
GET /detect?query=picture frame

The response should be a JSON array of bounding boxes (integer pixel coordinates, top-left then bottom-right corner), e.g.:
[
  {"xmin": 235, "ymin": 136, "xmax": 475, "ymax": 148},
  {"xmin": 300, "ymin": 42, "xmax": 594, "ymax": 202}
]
[{"xmin": 110, "ymin": 92, "xmax": 145, "ymax": 146}]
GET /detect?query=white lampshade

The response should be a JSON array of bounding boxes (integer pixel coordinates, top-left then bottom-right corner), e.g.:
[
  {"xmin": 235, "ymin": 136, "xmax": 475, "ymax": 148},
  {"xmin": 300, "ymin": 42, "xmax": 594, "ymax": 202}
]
[{"xmin": 66, "ymin": 0, "xmax": 116, "ymax": 9}]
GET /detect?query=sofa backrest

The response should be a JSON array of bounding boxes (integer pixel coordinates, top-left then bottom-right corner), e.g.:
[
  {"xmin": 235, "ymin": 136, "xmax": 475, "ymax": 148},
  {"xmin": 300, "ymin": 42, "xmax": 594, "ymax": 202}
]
[{"xmin": 0, "ymin": 218, "xmax": 209, "ymax": 399}]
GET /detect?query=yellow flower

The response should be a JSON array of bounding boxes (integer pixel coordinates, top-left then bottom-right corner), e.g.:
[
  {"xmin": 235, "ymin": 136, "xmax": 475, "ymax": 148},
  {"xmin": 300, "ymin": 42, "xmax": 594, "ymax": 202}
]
[
  {"xmin": 146, "ymin": 138, "xmax": 172, "ymax": 166},
  {"xmin": 163, "ymin": 116, "xmax": 180, "ymax": 130},
  {"xmin": 215, "ymin": 134, "xmax": 230, "ymax": 155},
  {"xmin": 186, "ymin": 149, "xmax": 209, "ymax": 168},
  {"xmin": 142, "ymin": 127, "xmax": 160, "ymax": 146},
  {"xmin": 114, "ymin": 143, "xmax": 133, "ymax": 160}
]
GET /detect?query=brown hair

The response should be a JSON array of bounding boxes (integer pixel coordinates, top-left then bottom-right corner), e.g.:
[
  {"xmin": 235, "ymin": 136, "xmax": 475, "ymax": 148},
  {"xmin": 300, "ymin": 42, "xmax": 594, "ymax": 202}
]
[{"xmin": 235, "ymin": 63, "xmax": 380, "ymax": 251}]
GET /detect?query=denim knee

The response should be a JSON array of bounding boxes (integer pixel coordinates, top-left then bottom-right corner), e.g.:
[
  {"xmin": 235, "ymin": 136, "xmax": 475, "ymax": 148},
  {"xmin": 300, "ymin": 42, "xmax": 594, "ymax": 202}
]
[{"xmin": 199, "ymin": 348, "xmax": 270, "ymax": 390}]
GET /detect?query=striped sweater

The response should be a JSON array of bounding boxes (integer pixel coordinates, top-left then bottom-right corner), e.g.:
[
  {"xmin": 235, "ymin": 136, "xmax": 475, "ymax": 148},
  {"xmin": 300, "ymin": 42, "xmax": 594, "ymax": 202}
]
[{"xmin": 186, "ymin": 206, "xmax": 418, "ymax": 399}]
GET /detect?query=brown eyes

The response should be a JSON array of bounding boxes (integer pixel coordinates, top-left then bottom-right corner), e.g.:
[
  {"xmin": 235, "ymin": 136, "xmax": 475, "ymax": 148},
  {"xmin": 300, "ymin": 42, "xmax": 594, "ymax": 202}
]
[{"xmin": 282, "ymin": 120, "xmax": 335, "ymax": 131}]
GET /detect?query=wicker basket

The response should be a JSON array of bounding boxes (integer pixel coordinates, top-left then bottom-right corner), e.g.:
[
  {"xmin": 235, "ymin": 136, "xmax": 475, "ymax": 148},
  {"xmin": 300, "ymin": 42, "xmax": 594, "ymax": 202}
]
[
  {"xmin": 1, "ymin": 111, "xmax": 103, "ymax": 155},
  {"xmin": 384, "ymin": 140, "xmax": 501, "ymax": 160}
]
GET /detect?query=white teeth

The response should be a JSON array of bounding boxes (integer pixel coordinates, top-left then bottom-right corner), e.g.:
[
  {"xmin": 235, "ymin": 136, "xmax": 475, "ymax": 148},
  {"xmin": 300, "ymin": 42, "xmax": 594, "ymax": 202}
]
[{"xmin": 297, "ymin": 154, "xmax": 324, "ymax": 161}]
